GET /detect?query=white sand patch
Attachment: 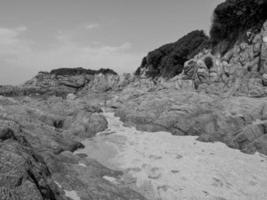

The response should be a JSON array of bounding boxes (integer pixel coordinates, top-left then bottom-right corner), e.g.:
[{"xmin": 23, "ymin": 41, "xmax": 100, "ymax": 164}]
[
  {"xmin": 103, "ymin": 176, "xmax": 119, "ymax": 184},
  {"xmin": 253, "ymin": 119, "xmax": 267, "ymax": 125},
  {"xmin": 93, "ymin": 112, "xmax": 267, "ymax": 200},
  {"xmin": 54, "ymin": 181, "xmax": 62, "ymax": 188},
  {"xmin": 54, "ymin": 181, "xmax": 81, "ymax": 200},
  {"xmin": 78, "ymin": 162, "xmax": 87, "ymax": 167},
  {"xmin": 64, "ymin": 190, "xmax": 81, "ymax": 200},
  {"xmin": 263, "ymin": 36, "xmax": 267, "ymax": 43}
]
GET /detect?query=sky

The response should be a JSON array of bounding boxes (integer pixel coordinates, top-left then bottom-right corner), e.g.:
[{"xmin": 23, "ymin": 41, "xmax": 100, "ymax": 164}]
[{"xmin": 0, "ymin": 0, "xmax": 223, "ymax": 85}]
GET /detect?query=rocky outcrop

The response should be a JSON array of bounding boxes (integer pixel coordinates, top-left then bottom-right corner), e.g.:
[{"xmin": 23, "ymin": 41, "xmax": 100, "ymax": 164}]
[
  {"xmin": 135, "ymin": 30, "xmax": 209, "ymax": 79},
  {"xmin": 0, "ymin": 138, "xmax": 64, "ymax": 200},
  {"xmin": 108, "ymin": 19, "xmax": 267, "ymax": 156},
  {"xmin": 22, "ymin": 67, "xmax": 119, "ymax": 96},
  {"xmin": 2, "ymin": 1, "xmax": 267, "ymax": 199},
  {"xmin": 111, "ymin": 88, "xmax": 267, "ymax": 155},
  {"xmin": 180, "ymin": 20, "xmax": 267, "ymax": 97},
  {"xmin": 0, "ymin": 95, "xmax": 146, "ymax": 200},
  {"xmin": 0, "ymin": 69, "xmax": 136, "ymax": 98},
  {"xmin": 210, "ymin": 0, "xmax": 267, "ymax": 53}
]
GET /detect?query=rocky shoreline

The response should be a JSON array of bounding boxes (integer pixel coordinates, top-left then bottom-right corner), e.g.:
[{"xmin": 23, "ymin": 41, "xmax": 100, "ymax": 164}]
[
  {"xmin": 0, "ymin": 95, "xmax": 146, "ymax": 200},
  {"xmin": 1, "ymin": 1, "xmax": 267, "ymax": 199}
]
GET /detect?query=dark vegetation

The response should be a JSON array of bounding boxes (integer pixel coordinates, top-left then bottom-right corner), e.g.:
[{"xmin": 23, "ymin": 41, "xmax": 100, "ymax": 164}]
[
  {"xmin": 0, "ymin": 85, "xmax": 70, "ymax": 98},
  {"xmin": 204, "ymin": 57, "xmax": 214, "ymax": 70},
  {"xmin": 135, "ymin": 0, "xmax": 267, "ymax": 79},
  {"xmin": 50, "ymin": 67, "xmax": 117, "ymax": 76},
  {"xmin": 135, "ymin": 30, "xmax": 209, "ymax": 79},
  {"xmin": 210, "ymin": 0, "xmax": 267, "ymax": 54}
]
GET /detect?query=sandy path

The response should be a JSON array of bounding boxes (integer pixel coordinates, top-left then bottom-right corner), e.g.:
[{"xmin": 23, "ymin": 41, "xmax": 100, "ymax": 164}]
[{"xmin": 76, "ymin": 112, "xmax": 267, "ymax": 200}]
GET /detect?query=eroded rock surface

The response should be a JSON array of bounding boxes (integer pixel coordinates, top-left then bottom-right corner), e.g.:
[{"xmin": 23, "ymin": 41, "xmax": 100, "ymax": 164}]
[
  {"xmin": 0, "ymin": 95, "xmax": 146, "ymax": 200},
  {"xmin": 111, "ymin": 87, "xmax": 267, "ymax": 155},
  {"xmin": 1, "ymin": 5, "xmax": 267, "ymax": 200}
]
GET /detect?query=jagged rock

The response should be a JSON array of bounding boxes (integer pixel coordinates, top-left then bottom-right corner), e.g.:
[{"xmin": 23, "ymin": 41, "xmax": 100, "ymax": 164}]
[
  {"xmin": 1, "ymin": 1, "xmax": 267, "ymax": 199},
  {"xmin": 69, "ymin": 112, "xmax": 108, "ymax": 138},
  {"xmin": 234, "ymin": 124, "xmax": 265, "ymax": 153},
  {"xmin": 210, "ymin": 0, "xmax": 267, "ymax": 53},
  {"xmin": 261, "ymin": 21, "xmax": 267, "ymax": 74},
  {"xmin": 177, "ymin": 20, "xmax": 267, "ymax": 97},
  {"xmin": 262, "ymin": 74, "xmax": 267, "ymax": 86},
  {"xmin": 0, "ymin": 139, "xmax": 64, "ymax": 200},
  {"xmin": 0, "ymin": 67, "xmax": 119, "ymax": 97},
  {"xmin": 82, "ymin": 73, "xmax": 119, "ymax": 92},
  {"xmin": 0, "ymin": 94, "xmax": 146, "ymax": 200},
  {"xmin": 112, "ymin": 88, "xmax": 267, "ymax": 155}
]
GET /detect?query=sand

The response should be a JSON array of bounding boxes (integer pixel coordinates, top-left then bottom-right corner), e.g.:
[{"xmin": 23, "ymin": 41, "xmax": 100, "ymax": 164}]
[{"xmin": 77, "ymin": 112, "xmax": 267, "ymax": 200}]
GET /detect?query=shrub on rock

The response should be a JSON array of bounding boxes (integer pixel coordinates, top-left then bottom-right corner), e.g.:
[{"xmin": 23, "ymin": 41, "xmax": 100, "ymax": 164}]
[
  {"xmin": 210, "ymin": 0, "xmax": 267, "ymax": 54},
  {"xmin": 135, "ymin": 30, "xmax": 209, "ymax": 79}
]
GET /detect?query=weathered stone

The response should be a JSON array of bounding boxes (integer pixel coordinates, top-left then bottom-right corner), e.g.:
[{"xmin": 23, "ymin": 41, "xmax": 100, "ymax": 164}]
[
  {"xmin": 70, "ymin": 112, "xmax": 108, "ymax": 138},
  {"xmin": 234, "ymin": 124, "xmax": 265, "ymax": 151},
  {"xmin": 0, "ymin": 95, "xmax": 146, "ymax": 200},
  {"xmin": 261, "ymin": 21, "xmax": 267, "ymax": 73},
  {"xmin": 262, "ymin": 73, "xmax": 267, "ymax": 86}
]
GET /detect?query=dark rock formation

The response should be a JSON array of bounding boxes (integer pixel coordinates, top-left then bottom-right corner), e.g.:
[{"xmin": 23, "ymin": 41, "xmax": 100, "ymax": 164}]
[
  {"xmin": 210, "ymin": 0, "xmax": 267, "ymax": 54},
  {"xmin": 50, "ymin": 67, "xmax": 117, "ymax": 76},
  {"xmin": 135, "ymin": 30, "xmax": 209, "ymax": 79}
]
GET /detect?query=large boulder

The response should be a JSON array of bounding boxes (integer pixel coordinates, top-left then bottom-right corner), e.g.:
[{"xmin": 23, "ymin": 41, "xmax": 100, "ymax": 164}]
[
  {"xmin": 68, "ymin": 111, "xmax": 108, "ymax": 138},
  {"xmin": 261, "ymin": 21, "xmax": 267, "ymax": 74}
]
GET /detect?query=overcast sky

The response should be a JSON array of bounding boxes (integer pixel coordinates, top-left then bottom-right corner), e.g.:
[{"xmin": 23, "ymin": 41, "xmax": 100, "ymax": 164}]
[{"xmin": 0, "ymin": 0, "xmax": 223, "ymax": 85}]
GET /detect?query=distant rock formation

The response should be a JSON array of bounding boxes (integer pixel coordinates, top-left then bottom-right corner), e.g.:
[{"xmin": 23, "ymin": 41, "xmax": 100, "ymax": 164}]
[
  {"xmin": 0, "ymin": 68, "xmax": 121, "ymax": 97},
  {"xmin": 135, "ymin": 30, "xmax": 209, "ymax": 79},
  {"xmin": 50, "ymin": 67, "xmax": 117, "ymax": 76},
  {"xmin": 24, "ymin": 67, "xmax": 118, "ymax": 90}
]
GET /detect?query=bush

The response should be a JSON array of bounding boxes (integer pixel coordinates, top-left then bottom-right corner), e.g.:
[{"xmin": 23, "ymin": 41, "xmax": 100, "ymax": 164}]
[
  {"xmin": 210, "ymin": 0, "xmax": 267, "ymax": 54},
  {"xmin": 204, "ymin": 57, "xmax": 214, "ymax": 70},
  {"xmin": 135, "ymin": 30, "xmax": 209, "ymax": 79},
  {"xmin": 50, "ymin": 67, "xmax": 117, "ymax": 76}
]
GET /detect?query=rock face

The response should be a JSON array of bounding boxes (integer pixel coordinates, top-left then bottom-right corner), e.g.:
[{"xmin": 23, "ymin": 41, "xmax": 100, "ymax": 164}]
[
  {"xmin": 0, "ymin": 69, "xmax": 136, "ymax": 98},
  {"xmin": 210, "ymin": 0, "xmax": 267, "ymax": 53},
  {"xmin": 0, "ymin": 128, "xmax": 63, "ymax": 200},
  {"xmin": 261, "ymin": 21, "xmax": 267, "ymax": 78},
  {"xmin": 0, "ymin": 95, "xmax": 146, "ymax": 200},
  {"xmin": 23, "ymin": 67, "xmax": 119, "ymax": 96},
  {"xmin": 135, "ymin": 30, "xmax": 209, "ymax": 79},
  {"xmin": 112, "ymin": 89, "xmax": 267, "ymax": 155},
  {"xmin": 181, "ymin": 21, "xmax": 267, "ymax": 97},
  {"xmin": 108, "ymin": 19, "xmax": 267, "ymax": 156}
]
